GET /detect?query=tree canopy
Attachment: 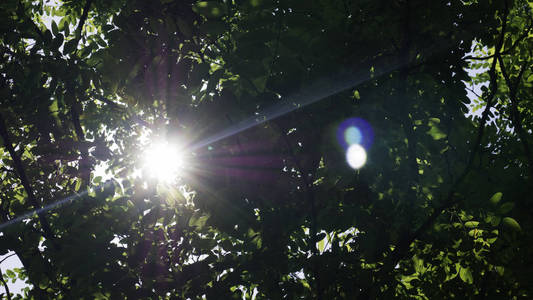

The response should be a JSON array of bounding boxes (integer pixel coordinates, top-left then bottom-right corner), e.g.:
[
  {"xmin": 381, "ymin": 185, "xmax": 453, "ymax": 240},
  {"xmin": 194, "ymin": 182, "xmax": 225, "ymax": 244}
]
[{"xmin": 0, "ymin": 0, "xmax": 532, "ymax": 299}]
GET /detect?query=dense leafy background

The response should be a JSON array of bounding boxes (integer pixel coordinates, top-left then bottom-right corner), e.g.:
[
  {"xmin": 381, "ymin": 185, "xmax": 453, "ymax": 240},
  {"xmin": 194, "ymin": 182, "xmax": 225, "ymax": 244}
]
[{"xmin": 0, "ymin": 0, "xmax": 532, "ymax": 299}]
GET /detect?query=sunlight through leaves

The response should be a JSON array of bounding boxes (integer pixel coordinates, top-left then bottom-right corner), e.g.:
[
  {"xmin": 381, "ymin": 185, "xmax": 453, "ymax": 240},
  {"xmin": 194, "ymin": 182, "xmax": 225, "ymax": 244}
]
[{"xmin": 142, "ymin": 141, "xmax": 185, "ymax": 182}]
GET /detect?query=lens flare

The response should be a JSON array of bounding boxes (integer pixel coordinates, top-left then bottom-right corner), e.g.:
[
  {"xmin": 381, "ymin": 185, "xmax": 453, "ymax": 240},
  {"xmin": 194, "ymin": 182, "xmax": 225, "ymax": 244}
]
[
  {"xmin": 344, "ymin": 126, "xmax": 362, "ymax": 145},
  {"xmin": 336, "ymin": 118, "xmax": 373, "ymax": 150},
  {"xmin": 346, "ymin": 144, "xmax": 367, "ymax": 169},
  {"xmin": 336, "ymin": 118, "xmax": 372, "ymax": 169},
  {"xmin": 143, "ymin": 142, "xmax": 184, "ymax": 182}
]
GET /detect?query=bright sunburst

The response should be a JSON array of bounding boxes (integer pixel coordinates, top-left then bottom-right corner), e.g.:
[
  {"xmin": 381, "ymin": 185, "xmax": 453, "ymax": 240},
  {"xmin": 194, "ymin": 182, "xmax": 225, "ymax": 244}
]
[{"xmin": 143, "ymin": 141, "xmax": 185, "ymax": 182}]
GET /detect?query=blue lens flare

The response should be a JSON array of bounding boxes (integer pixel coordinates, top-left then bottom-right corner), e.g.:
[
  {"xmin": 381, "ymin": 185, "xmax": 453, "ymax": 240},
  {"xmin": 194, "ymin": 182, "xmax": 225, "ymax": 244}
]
[
  {"xmin": 337, "ymin": 118, "xmax": 373, "ymax": 169},
  {"xmin": 337, "ymin": 118, "xmax": 373, "ymax": 150},
  {"xmin": 344, "ymin": 126, "xmax": 362, "ymax": 145}
]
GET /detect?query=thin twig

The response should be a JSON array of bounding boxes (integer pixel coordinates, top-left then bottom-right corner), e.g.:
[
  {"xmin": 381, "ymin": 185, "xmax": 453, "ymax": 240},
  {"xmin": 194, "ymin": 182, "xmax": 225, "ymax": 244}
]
[
  {"xmin": 0, "ymin": 254, "xmax": 16, "ymax": 265},
  {"xmin": 463, "ymin": 25, "xmax": 531, "ymax": 61},
  {"xmin": 496, "ymin": 55, "xmax": 533, "ymax": 177},
  {"xmin": 0, "ymin": 267, "xmax": 12, "ymax": 300},
  {"xmin": 465, "ymin": 86, "xmax": 483, "ymax": 99},
  {"xmin": 90, "ymin": 93, "xmax": 153, "ymax": 128}
]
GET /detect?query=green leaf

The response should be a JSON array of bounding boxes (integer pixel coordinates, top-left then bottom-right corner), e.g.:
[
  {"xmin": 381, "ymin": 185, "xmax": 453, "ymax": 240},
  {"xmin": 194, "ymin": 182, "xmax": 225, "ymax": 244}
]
[
  {"xmin": 63, "ymin": 39, "xmax": 78, "ymax": 54},
  {"xmin": 468, "ymin": 229, "xmax": 482, "ymax": 238},
  {"xmin": 317, "ymin": 237, "xmax": 325, "ymax": 252},
  {"xmin": 93, "ymin": 35, "xmax": 107, "ymax": 47},
  {"xmin": 63, "ymin": 20, "xmax": 70, "ymax": 37},
  {"xmin": 44, "ymin": 29, "xmax": 53, "ymax": 44},
  {"xmin": 52, "ymin": 20, "xmax": 59, "ymax": 36},
  {"xmin": 102, "ymin": 24, "xmax": 114, "ymax": 32},
  {"xmin": 489, "ymin": 192, "xmax": 503, "ymax": 205},
  {"xmin": 58, "ymin": 18, "xmax": 67, "ymax": 31},
  {"xmin": 495, "ymin": 266, "xmax": 504, "ymax": 276},
  {"xmin": 189, "ymin": 214, "xmax": 209, "ymax": 229},
  {"xmin": 353, "ymin": 90, "xmax": 360, "ymax": 100},
  {"xmin": 75, "ymin": 179, "xmax": 82, "ymax": 192},
  {"xmin": 199, "ymin": 20, "xmax": 226, "ymax": 38},
  {"xmin": 300, "ymin": 279, "xmax": 311, "ymax": 291},
  {"xmin": 193, "ymin": 1, "xmax": 228, "ymax": 19},
  {"xmin": 459, "ymin": 267, "xmax": 473, "ymax": 284},
  {"xmin": 499, "ymin": 202, "xmax": 514, "ymax": 214},
  {"xmin": 252, "ymin": 234, "xmax": 262, "ymax": 249},
  {"xmin": 52, "ymin": 33, "xmax": 64, "ymax": 50},
  {"xmin": 93, "ymin": 176, "xmax": 102, "ymax": 184},
  {"xmin": 413, "ymin": 256, "xmax": 425, "ymax": 273},
  {"xmin": 49, "ymin": 99, "xmax": 59, "ymax": 116},
  {"xmin": 490, "ymin": 216, "xmax": 501, "ymax": 226},
  {"xmin": 502, "ymin": 217, "xmax": 521, "ymax": 231},
  {"xmin": 464, "ymin": 221, "xmax": 479, "ymax": 228},
  {"xmin": 427, "ymin": 118, "xmax": 446, "ymax": 140}
]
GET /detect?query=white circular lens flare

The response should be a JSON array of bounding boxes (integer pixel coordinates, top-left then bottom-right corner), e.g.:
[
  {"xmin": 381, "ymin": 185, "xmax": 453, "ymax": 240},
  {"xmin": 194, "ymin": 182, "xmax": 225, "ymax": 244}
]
[
  {"xmin": 143, "ymin": 142, "xmax": 184, "ymax": 182},
  {"xmin": 346, "ymin": 144, "xmax": 367, "ymax": 169}
]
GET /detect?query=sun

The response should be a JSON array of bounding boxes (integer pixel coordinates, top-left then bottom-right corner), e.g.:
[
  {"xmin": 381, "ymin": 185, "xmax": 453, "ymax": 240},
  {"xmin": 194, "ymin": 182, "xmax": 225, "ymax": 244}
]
[{"xmin": 142, "ymin": 141, "xmax": 185, "ymax": 182}]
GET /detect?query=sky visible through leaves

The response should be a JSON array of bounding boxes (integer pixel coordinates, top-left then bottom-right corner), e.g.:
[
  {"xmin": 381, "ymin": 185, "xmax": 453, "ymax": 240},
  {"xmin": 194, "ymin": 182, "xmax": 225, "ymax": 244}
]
[{"xmin": 0, "ymin": 17, "xmax": 489, "ymax": 298}]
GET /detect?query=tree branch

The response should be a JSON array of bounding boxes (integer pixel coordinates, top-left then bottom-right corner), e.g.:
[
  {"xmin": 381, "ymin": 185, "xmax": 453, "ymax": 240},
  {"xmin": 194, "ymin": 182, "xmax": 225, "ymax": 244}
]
[
  {"xmin": 16, "ymin": 0, "xmax": 61, "ymax": 58},
  {"xmin": 12, "ymin": 246, "xmax": 65, "ymax": 297},
  {"xmin": 74, "ymin": 0, "xmax": 94, "ymax": 42},
  {"xmin": 17, "ymin": 1, "xmax": 44, "ymax": 41},
  {"xmin": 65, "ymin": 86, "xmax": 91, "ymax": 186},
  {"xmin": 376, "ymin": 0, "xmax": 510, "ymax": 287},
  {"xmin": 496, "ymin": 56, "xmax": 533, "ymax": 177},
  {"xmin": 463, "ymin": 25, "xmax": 531, "ymax": 61},
  {"xmin": 277, "ymin": 122, "xmax": 322, "ymax": 300},
  {"xmin": 0, "ymin": 112, "xmax": 58, "ymax": 247},
  {"xmin": 90, "ymin": 93, "xmax": 153, "ymax": 129},
  {"xmin": 63, "ymin": 0, "xmax": 94, "ymax": 186}
]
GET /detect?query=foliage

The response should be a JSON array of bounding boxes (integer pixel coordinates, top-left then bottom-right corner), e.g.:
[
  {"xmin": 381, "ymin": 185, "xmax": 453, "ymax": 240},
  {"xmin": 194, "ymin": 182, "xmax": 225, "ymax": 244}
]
[{"xmin": 0, "ymin": 0, "xmax": 532, "ymax": 299}]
